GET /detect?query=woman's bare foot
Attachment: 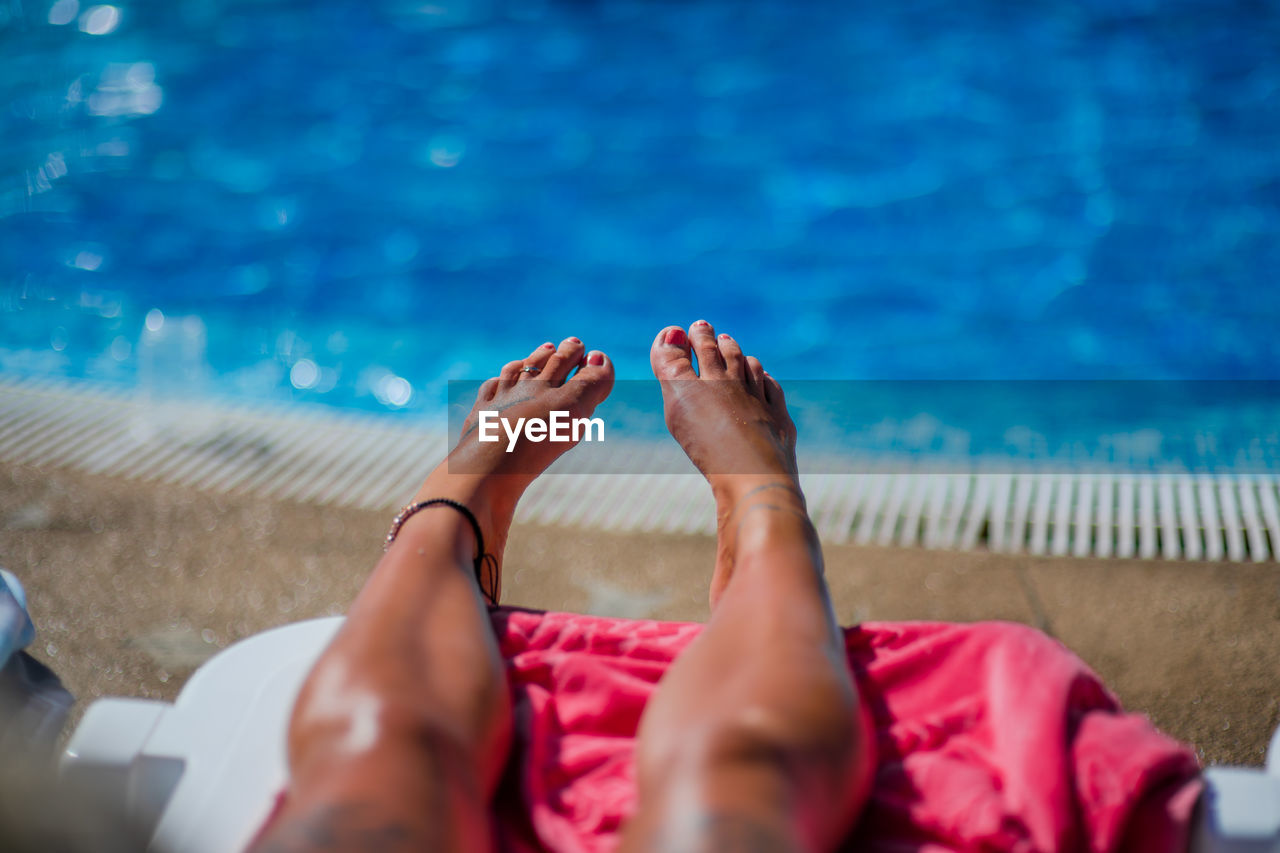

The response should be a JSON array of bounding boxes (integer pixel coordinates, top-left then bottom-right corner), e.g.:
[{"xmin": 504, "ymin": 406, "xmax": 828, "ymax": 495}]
[
  {"xmin": 625, "ymin": 324, "xmax": 871, "ymax": 852},
  {"xmin": 650, "ymin": 320, "xmax": 808, "ymax": 606},
  {"xmin": 403, "ymin": 336, "xmax": 614, "ymax": 601},
  {"xmin": 254, "ymin": 339, "xmax": 613, "ymax": 853}
]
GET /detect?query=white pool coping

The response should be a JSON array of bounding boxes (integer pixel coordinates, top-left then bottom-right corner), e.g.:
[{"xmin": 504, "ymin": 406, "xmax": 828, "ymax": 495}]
[{"xmin": 2, "ymin": 375, "xmax": 1277, "ymax": 562}]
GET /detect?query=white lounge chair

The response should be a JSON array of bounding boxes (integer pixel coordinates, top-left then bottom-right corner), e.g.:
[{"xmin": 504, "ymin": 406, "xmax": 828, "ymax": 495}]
[
  {"xmin": 62, "ymin": 618, "xmax": 340, "ymax": 853},
  {"xmin": 61, "ymin": 618, "xmax": 1280, "ymax": 853}
]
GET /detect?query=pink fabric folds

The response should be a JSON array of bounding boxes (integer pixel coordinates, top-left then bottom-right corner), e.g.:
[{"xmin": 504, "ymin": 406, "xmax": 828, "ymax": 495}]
[{"xmin": 487, "ymin": 607, "xmax": 1202, "ymax": 853}]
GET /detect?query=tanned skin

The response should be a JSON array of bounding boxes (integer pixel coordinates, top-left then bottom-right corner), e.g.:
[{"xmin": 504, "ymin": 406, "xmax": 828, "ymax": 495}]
[
  {"xmin": 250, "ymin": 335, "xmax": 614, "ymax": 852},
  {"xmin": 619, "ymin": 322, "xmax": 874, "ymax": 852},
  {"xmin": 249, "ymin": 324, "xmax": 873, "ymax": 853}
]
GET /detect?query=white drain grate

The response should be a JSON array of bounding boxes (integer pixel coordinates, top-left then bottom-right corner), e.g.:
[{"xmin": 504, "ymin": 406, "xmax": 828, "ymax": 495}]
[{"xmin": 2, "ymin": 376, "xmax": 1277, "ymax": 562}]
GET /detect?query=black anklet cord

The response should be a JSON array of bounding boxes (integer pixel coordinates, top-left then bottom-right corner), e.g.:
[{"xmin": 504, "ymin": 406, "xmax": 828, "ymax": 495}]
[{"xmin": 385, "ymin": 498, "xmax": 499, "ymax": 607}]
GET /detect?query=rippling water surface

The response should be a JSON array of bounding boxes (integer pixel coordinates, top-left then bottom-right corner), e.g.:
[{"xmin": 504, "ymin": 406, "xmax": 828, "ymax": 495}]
[{"xmin": 3, "ymin": 0, "xmax": 1279, "ymax": 415}]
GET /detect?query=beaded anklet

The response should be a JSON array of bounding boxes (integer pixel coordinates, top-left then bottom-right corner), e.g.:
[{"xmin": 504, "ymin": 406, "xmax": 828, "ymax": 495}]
[{"xmin": 385, "ymin": 498, "xmax": 498, "ymax": 606}]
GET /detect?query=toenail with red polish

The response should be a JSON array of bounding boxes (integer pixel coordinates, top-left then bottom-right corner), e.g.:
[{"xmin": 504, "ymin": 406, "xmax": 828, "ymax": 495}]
[
  {"xmin": 665, "ymin": 328, "xmax": 687, "ymax": 346},
  {"xmin": 569, "ymin": 337, "xmax": 581, "ymax": 344},
  {"xmin": 542, "ymin": 342, "xmax": 554, "ymax": 349},
  {"xmin": 587, "ymin": 352, "xmax": 604, "ymax": 366},
  {"xmin": 693, "ymin": 319, "xmax": 710, "ymax": 327},
  {"xmin": 719, "ymin": 333, "xmax": 732, "ymax": 340}
]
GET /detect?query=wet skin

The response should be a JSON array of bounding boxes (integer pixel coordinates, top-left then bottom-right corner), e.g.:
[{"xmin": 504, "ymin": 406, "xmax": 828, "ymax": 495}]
[
  {"xmin": 250, "ymin": 325, "xmax": 872, "ymax": 853},
  {"xmin": 251, "ymin": 336, "xmax": 613, "ymax": 852},
  {"xmin": 621, "ymin": 321, "xmax": 873, "ymax": 852}
]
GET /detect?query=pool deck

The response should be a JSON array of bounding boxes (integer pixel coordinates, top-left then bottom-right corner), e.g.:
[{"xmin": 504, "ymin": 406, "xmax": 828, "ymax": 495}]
[
  {"xmin": 2, "ymin": 457, "xmax": 1276, "ymax": 768},
  {"xmin": 4, "ymin": 375, "xmax": 1279, "ymax": 561}
]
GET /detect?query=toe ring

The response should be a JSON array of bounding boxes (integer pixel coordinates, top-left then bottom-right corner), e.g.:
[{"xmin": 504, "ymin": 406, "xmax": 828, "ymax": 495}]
[{"xmin": 521, "ymin": 365, "xmax": 540, "ymax": 374}]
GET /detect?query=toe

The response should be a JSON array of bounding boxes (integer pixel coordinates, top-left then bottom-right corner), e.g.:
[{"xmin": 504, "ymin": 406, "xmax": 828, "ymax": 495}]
[
  {"xmin": 565, "ymin": 349, "xmax": 615, "ymax": 413},
  {"xmin": 539, "ymin": 336, "xmax": 586, "ymax": 386},
  {"xmin": 477, "ymin": 376, "xmax": 499, "ymax": 402},
  {"xmin": 762, "ymin": 371, "xmax": 796, "ymax": 439},
  {"xmin": 516, "ymin": 341, "xmax": 558, "ymax": 382},
  {"xmin": 717, "ymin": 332, "xmax": 745, "ymax": 380},
  {"xmin": 499, "ymin": 358, "xmax": 527, "ymax": 387},
  {"xmin": 688, "ymin": 319, "xmax": 725, "ymax": 376},
  {"xmin": 744, "ymin": 356, "xmax": 767, "ymax": 400},
  {"xmin": 762, "ymin": 370, "xmax": 785, "ymax": 409},
  {"xmin": 650, "ymin": 325, "xmax": 698, "ymax": 381},
  {"xmin": 502, "ymin": 343, "xmax": 554, "ymax": 386}
]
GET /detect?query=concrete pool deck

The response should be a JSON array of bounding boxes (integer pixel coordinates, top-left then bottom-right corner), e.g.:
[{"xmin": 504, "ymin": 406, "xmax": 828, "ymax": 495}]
[{"xmin": 2, "ymin": 458, "xmax": 1276, "ymax": 768}]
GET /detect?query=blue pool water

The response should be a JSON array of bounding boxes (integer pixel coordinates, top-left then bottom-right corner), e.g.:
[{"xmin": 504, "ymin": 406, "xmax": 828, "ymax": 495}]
[{"xmin": 2, "ymin": 0, "xmax": 1279, "ymax": 419}]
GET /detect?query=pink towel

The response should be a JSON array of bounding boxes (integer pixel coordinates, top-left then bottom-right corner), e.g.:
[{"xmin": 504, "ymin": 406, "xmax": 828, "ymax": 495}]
[
  {"xmin": 489, "ymin": 608, "xmax": 1201, "ymax": 853},
  {"xmin": 258, "ymin": 608, "xmax": 1203, "ymax": 852}
]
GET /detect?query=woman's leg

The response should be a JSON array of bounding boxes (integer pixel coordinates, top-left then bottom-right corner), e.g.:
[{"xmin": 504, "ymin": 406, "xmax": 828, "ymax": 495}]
[
  {"xmin": 250, "ymin": 337, "xmax": 614, "ymax": 852},
  {"xmin": 621, "ymin": 322, "xmax": 875, "ymax": 853}
]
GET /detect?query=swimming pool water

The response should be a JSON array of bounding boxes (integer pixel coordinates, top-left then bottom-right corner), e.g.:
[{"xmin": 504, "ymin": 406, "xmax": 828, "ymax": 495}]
[{"xmin": 3, "ymin": 0, "xmax": 1279, "ymax": 420}]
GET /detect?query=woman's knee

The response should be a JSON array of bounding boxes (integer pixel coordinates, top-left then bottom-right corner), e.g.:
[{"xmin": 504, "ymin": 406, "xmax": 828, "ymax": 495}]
[
  {"xmin": 633, "ymin": 704, "xmax": 873, "ymax": 852},
  {"xmin": 641, "ymin": 694, "xmax": 866, "ymax": 792}
]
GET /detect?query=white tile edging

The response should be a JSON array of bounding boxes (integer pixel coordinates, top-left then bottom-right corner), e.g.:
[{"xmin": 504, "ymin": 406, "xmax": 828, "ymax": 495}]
[{"xmin": 1, "ymin": 376, "xmax": 1275, "ymax": 562}]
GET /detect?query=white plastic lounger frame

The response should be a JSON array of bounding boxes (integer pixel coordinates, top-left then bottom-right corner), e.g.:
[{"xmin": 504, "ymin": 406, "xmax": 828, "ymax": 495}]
[
  {"xmin": 62, "ymin": 619, "xmax": 1280, "ymax": 853},
  {"xmin": 62, "ymin": 618, "xmax": 341, "ymax": 853}
]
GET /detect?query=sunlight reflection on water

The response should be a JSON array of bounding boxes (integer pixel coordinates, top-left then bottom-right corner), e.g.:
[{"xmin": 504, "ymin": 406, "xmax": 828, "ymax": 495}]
[{"xmin": 2, "ymin": 0, "xmax": 1279, "ymax": 423}]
